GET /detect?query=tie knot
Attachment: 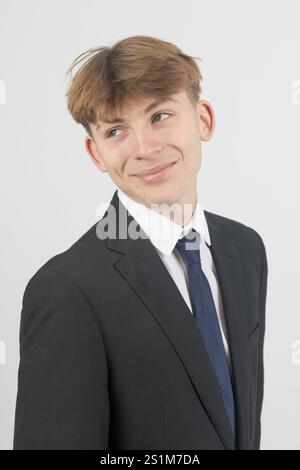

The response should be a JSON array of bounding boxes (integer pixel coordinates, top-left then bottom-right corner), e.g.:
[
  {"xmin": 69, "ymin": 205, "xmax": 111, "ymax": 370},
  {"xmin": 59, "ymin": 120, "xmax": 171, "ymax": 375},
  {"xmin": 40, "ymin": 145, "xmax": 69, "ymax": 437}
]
[{"xmin": 175, "ymin": 228, "xmax": 201, "ymax": 266}]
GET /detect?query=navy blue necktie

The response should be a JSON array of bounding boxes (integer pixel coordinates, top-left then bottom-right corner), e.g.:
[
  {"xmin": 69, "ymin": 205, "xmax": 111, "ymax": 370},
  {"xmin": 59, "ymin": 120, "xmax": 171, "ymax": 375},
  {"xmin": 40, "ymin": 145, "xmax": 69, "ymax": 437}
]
[{"xmin": 176, "ymin": 228, "xmax": 235, "ymax": 435}]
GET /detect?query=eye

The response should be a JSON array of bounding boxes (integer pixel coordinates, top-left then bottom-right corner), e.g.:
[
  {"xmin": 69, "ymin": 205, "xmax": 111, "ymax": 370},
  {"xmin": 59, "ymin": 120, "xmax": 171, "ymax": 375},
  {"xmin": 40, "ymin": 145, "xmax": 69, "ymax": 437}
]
[
  {"xmin": 152, "ymin": 112, "xmax": 171, "ymax": 123},
  {"xmin": 106, "ymin": 128, "xmax": 122, "ymax": 139},
  {"xmin": 105, "ymin": 112, "xmax": 171, "ymax": 139}
]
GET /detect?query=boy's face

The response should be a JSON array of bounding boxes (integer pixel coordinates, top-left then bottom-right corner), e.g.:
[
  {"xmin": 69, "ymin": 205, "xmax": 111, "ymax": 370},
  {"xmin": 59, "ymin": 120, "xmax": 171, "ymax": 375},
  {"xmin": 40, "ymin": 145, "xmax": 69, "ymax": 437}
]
[{"xmin": 85, "ymin": 89, "xmax": 215, "ymax": 209}]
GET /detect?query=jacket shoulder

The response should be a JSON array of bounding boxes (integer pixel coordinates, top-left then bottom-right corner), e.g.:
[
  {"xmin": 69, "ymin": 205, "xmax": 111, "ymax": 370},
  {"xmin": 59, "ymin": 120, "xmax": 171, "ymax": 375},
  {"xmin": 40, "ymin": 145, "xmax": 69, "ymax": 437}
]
[
  {"xmin": 22, "ymin": 218, "xmax": 109, "ymax": 301},
  {"xmin": 204, "ymin": 209, "xmax": 266, "ymax": 248}
]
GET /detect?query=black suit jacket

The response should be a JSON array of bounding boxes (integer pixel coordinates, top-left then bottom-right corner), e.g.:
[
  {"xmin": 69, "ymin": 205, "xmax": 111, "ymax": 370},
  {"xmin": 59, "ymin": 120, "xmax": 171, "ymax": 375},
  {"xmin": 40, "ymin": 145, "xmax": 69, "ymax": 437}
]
[{"xmin": 13, "ymin": 189, "xmax": 268, "ymax": 450}]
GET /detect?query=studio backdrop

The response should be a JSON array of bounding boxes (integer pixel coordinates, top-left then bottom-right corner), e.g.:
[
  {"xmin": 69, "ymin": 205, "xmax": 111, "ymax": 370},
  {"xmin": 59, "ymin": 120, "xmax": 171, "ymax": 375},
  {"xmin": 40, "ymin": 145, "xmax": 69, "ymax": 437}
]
[{"xmin": 0, "ymin": 0, "xmax": 300, "ymax": 450}]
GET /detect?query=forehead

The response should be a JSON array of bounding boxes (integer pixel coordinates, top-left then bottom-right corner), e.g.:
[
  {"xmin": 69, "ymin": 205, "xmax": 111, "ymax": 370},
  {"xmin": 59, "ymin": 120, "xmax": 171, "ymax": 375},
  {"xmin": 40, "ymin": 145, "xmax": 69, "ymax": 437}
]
[{"xmin": 95, "ymin": 90, "xmax": 187, "ymax": 130}]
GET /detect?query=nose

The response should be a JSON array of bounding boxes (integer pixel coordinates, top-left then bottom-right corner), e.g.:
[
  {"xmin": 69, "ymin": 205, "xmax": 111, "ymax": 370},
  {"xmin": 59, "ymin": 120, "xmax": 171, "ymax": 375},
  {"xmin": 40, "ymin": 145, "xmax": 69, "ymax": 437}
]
[{"xmin": 131, "ymin": 127, "xmax": 164, "ymax": 159}]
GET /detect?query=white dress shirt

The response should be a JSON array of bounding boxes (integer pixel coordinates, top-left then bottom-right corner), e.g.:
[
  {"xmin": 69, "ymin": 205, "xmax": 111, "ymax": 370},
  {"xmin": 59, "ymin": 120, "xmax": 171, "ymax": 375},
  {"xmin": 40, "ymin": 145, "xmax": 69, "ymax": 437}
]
[{"xmin": 114, "ymin": 188, "xmax": 232, "ymax": 368}]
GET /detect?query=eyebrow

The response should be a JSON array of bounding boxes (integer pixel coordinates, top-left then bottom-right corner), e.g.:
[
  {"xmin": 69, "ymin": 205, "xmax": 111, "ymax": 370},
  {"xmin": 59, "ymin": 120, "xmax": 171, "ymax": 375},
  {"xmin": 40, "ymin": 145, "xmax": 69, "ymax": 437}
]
[{"xmin": 96, "ymin": 97, "xmax": 178, "ymax": 130}]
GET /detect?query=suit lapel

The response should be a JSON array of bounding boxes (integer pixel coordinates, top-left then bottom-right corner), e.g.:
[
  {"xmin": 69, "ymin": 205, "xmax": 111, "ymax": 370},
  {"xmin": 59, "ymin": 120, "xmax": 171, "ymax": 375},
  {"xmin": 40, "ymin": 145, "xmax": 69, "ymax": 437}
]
[
  {"xmin": 103, "ymin": 190, "xmax": 248, "ymax": 449},
  {"xmin": 205, "ymin": 212, "xmax": 250, "ymax": 449}
]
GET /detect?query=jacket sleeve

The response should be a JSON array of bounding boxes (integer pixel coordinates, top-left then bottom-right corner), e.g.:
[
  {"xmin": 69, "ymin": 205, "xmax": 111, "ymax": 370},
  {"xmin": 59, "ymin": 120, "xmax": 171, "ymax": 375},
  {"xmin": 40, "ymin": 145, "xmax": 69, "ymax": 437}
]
[
  {"xmin": 253, "ymin": 232, "xmax": 268, "ymax": 450},
  {"xmin": 13, "ymin": 267, "xmax": 110, "ymax": 449}
]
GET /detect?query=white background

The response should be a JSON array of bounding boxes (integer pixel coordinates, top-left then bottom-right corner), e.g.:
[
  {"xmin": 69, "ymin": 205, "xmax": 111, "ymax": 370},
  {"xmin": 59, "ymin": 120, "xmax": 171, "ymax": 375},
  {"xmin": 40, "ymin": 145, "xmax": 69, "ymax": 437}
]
[{"xmin": 0, "ymin": 0, "xmax": 299, "ymax": 450}]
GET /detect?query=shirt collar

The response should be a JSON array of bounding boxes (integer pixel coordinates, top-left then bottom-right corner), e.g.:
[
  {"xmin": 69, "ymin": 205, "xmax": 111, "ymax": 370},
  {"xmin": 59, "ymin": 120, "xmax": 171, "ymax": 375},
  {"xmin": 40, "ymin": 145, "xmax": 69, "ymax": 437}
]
[{"xmin": 117, "ymin": 188, "xmax": 211, "ymax": 256}]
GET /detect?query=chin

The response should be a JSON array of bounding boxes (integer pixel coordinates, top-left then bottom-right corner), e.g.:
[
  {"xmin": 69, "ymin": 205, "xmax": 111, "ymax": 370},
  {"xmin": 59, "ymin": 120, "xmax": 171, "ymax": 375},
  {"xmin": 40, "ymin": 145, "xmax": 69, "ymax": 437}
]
[{"xmin": 131, "ymin": 184, "xmax": 182, "ymax": 208}]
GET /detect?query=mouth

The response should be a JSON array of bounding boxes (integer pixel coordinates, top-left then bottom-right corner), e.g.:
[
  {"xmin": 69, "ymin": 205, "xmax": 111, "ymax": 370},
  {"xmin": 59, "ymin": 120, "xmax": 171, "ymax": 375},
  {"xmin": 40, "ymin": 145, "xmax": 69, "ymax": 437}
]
[{"xmin": 135, "ymin": 161, "xmax": 177, "ymax": 182}]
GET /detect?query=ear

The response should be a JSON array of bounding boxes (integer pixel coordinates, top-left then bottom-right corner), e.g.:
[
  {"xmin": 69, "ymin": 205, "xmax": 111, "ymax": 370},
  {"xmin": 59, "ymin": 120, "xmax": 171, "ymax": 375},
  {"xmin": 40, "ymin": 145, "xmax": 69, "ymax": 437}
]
[
  {"xmin": 196, "ymin": 100, "xmax": 215, "ymax": 142},
  {"xmin": 85, "ymin": 135, "xmax": 108, "ymax": 172}
]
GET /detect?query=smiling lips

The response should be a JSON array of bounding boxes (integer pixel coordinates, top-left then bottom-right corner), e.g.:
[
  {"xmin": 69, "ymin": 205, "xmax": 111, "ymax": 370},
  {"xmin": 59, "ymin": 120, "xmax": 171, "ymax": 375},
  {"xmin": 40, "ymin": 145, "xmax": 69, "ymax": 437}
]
[{"xmin": 135, "ymin": 161, "xmax": 177, "ymax": 182}]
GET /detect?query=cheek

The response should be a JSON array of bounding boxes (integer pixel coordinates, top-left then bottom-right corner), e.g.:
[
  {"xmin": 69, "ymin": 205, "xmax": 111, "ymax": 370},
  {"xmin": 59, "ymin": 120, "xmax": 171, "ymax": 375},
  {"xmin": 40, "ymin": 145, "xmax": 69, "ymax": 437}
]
[
  {"xmin": 181, "ymin": 137, "xmax": 201, "ymax": 167},
  {"xmin": 104, "ymin": 152, "xmax": 127, "ymax": 175},
  {"xmin": 173, "ymin": 121, "xmax": 199, "ymax": 151}
]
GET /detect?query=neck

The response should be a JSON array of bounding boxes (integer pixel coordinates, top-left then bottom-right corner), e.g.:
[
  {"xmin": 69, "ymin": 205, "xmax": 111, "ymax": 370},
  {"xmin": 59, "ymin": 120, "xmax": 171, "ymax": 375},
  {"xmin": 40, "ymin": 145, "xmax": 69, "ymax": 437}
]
[{"xmin": 152, "ymin": 187, "xmax": 198, "ymax": 228}]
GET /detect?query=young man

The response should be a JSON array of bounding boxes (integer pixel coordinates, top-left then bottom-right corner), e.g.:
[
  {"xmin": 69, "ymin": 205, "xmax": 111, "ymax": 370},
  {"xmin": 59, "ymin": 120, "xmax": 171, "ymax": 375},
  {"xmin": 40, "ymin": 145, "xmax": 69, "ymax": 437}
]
[{"xmin": 13, "ymin": 35, "xmax": 268, "ymax": 450}]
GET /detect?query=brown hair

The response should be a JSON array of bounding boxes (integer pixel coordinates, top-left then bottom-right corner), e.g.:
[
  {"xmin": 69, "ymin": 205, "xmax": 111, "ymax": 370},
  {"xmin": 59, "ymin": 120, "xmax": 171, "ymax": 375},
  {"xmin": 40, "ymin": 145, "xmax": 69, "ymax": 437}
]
[{"xmin": 65, "ymin": 35, "xmax": 202, "ymax": 138}]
